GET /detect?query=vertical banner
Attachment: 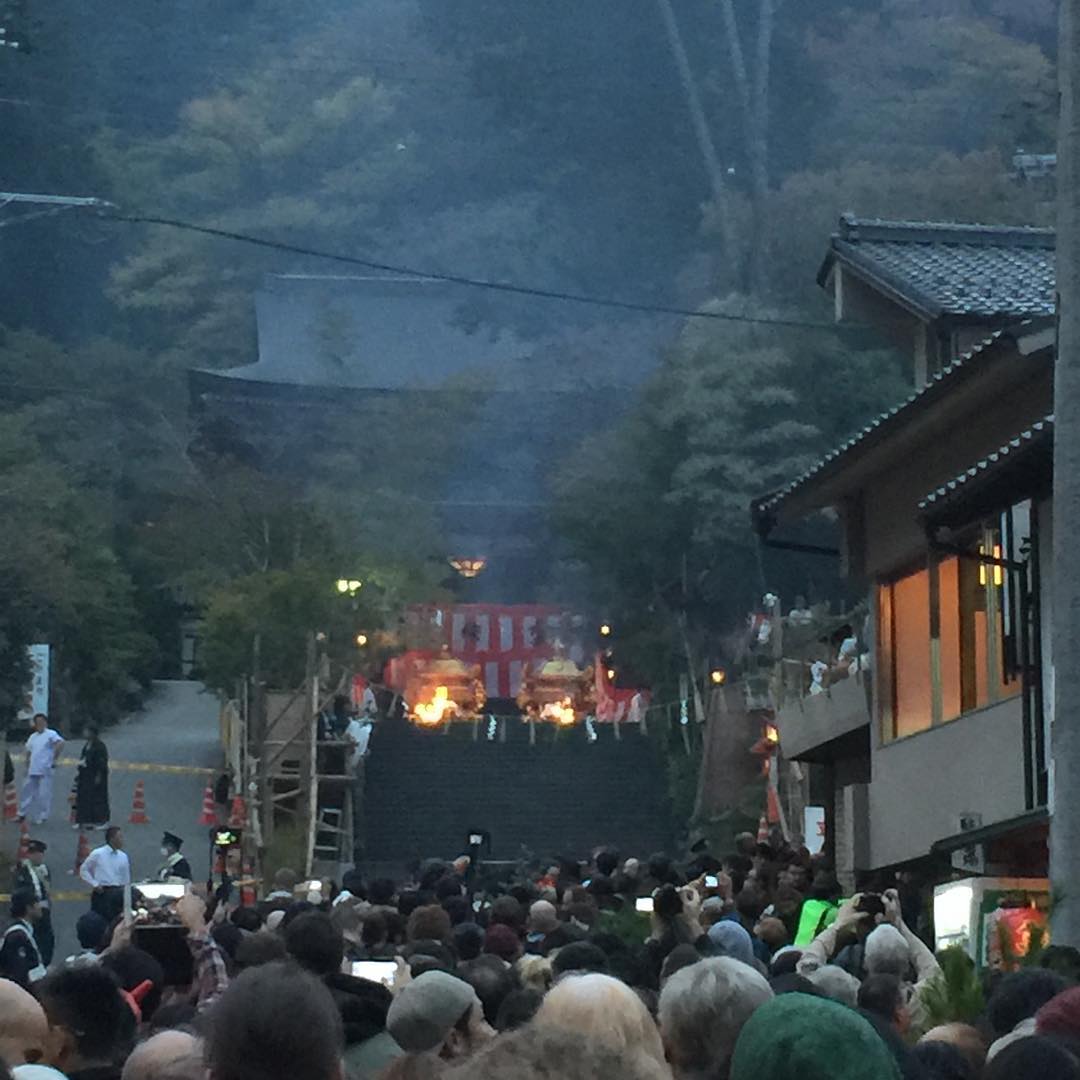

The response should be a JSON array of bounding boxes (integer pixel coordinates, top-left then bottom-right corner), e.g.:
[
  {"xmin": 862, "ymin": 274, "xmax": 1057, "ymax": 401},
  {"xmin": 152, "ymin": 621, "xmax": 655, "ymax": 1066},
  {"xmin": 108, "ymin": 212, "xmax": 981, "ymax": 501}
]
[
  {"xmin": 18, "ymin": 644, "xmax": 50, "ymax": 720},
  {"xmin": 804, "ymin": 805, "xmax": 826, "ymax": 856}
]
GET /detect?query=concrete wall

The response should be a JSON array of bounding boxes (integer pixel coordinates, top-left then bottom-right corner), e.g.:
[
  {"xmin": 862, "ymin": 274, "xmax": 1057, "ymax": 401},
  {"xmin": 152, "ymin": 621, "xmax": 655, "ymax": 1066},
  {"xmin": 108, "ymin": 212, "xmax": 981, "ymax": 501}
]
[
  {"xmin": 865, "ymin": 696, "xmax": 1026, "ymax": 867},
  {"xmin": 777, "ymin": 674, "xmax": 871, "ymax": 760}
]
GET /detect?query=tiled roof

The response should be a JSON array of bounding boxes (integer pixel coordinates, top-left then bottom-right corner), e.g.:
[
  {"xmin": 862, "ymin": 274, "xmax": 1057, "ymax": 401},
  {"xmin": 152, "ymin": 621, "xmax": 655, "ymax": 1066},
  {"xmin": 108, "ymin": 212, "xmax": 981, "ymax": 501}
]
[
  {"xmin": 823, "ymin": 214, "xmax": 1055, "ymax": 319},
  {"xmin": 918, "ymin": 416, "xmax": 1054, "ymax": 513},
  {"xmin": 752, "ymin": 331, "xmax": 1006, "ymax": 522}
]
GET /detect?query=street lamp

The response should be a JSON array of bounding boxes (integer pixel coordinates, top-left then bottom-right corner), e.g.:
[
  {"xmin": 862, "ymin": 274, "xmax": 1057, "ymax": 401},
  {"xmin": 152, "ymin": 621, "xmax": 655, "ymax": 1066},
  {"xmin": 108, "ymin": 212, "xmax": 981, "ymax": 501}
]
[
  {"xmin": 335, "ymin": 578, "xmax": 362, "ymax": 597},
  {"xmin": 355, "ymin": 633, "xmax": 369, "ymax": 647},
  {"xmin": 710, "ymin": 668, "xmax": 727, "ymax": 686},
  {"xmin": 599, "ymin": 623, "xmax": 612, "ymax": 637}
]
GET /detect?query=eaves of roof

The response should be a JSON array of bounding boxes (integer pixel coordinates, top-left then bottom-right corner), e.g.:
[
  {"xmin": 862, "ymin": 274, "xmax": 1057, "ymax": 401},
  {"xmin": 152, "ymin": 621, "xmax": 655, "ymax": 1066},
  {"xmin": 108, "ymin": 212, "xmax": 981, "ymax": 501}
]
[
  {"xmin": 918, "ymin": 415, "xmax": 1054, "ymax": 525},
  {"xmin": 751, "ymin": 322, "xmax": 1053, "ymax": 532}
]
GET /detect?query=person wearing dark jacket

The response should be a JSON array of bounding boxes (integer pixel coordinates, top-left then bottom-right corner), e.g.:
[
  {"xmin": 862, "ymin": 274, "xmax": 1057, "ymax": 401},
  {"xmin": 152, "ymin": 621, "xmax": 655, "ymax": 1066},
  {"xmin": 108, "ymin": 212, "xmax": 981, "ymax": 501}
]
[
  {"xmin": 0, "ymin": 888, "xmax": 47, "ymax": 990},
  {"xmin": 74, "ymin": 726, "xmax": 110, "ymax": 829},
  {"xmin": 14, "ymin": 837, "xmax": 53, "ymax": 964},
  {"xmin": 156, "ymin": 832, "xmax": 192, "ymax": 881}
]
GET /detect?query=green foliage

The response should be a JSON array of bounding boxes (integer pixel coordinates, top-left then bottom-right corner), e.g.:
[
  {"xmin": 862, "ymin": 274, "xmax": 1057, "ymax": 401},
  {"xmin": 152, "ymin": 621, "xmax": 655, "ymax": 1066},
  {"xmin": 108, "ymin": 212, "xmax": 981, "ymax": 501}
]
[{"xmin": 921, "ymin": 946, "xmax": 986, "ymax": 1027}]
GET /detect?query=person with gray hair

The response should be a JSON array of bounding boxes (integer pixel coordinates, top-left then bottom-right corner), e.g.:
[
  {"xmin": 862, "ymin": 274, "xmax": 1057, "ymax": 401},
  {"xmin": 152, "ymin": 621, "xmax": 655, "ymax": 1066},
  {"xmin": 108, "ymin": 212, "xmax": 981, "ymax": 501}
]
[
  {"xmin": 659, "ymin": 957, "xmax": 773, "ymax": 1080},
  {"xmin": 804, "ymin": 964, "xmax": 860, "ymax": 1008},
  {"xmin": 122, "ymin": 1031, "xmax": 203, "ymax": 1080}
]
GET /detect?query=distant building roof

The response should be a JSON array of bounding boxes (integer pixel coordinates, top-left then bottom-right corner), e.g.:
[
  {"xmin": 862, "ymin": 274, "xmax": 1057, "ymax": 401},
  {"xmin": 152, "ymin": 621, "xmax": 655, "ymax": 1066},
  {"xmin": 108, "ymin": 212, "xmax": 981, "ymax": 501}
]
[
  {"xmin": 197, "ymin": 274, "xmax": 667, "ymax": 393},
  {"xmin": 819, "ymin": 213, "xmax": 1055, "ymax": 320}
]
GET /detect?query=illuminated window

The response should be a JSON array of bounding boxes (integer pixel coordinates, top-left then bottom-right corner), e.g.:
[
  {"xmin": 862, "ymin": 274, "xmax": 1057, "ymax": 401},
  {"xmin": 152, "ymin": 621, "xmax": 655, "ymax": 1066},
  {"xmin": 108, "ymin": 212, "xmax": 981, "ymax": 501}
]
[{"xmin": 878, "ymin": 502, "xmax": 1028, "ymax": 742}]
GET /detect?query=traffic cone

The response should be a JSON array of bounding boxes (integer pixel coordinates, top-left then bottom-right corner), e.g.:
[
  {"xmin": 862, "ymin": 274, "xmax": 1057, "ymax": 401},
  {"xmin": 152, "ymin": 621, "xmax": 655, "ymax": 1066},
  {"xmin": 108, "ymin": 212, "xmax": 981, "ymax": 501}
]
[
  {"xmin": 16, "ymin": 821, "xmax": 29, "ymax": 862},
  {"xmin": 3, "ymin": 782, "xmax": 17, "ymax": 822},
  {"xmin": 72, "ymin": 831, "xmax": 90, "ymax": 875},
  {"xmin": 228, "ymin": 796, "xmax": 246, "ymax": 830},
  {"xmin": 239, "ymin": 857, "xmax": 257, "ymax": 906},
  {"xmin": 756, "ymin": 812, "xmax": 769, "ymax": 844},
  {"xmin": 198, "ymin": 784, "xmax": 217, "ymax": 826},
  {"xmin": 128, "ymin": 780, "xmax": 149, "ymax": 825}
]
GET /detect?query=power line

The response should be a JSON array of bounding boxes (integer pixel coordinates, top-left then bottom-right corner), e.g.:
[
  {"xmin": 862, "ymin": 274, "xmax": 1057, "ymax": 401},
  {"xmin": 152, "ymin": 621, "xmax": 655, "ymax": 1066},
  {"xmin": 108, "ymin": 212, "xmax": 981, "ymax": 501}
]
[{"xmin": 102, "ymin": 211, "xmax": 840, "ymax": 331}]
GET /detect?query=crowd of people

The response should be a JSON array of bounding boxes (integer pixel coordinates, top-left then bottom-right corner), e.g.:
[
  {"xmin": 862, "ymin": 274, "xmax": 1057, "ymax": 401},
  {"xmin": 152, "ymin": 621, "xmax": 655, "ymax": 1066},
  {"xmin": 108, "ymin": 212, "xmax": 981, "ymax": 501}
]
[{"xmin": 1, "ymin": 834, "xmax": 1080, "ymax": 1080}]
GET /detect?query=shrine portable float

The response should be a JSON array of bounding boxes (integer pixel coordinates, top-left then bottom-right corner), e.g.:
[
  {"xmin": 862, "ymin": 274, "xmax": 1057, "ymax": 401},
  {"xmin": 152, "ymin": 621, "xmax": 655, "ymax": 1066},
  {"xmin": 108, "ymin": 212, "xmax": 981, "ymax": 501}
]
[{"xmin": 384, "ymin": 604, "xmax": 648, "ymax": 730}]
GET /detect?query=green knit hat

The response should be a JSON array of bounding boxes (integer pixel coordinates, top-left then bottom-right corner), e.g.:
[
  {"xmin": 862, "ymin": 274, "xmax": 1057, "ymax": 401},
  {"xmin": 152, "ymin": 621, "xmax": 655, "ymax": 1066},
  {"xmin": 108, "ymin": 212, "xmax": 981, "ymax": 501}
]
[{"xmin": 730, "ymin": 992, "xmax": 902, "ymax": 1080}]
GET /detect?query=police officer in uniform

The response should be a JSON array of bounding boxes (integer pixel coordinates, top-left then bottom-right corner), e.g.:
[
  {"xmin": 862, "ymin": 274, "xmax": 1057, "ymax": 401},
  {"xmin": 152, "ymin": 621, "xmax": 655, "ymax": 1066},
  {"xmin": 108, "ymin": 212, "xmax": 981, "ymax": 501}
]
[
  {"xmin": 157, "ymin": 831, "xmax": 192, "ymax": 881},
  {"xmin": 14, "ymin": 838, "xmax": 53, "ymax": 965},
  {"xmin": 0, "ymin": 889, "xmax": 47, "ymax": 989}
]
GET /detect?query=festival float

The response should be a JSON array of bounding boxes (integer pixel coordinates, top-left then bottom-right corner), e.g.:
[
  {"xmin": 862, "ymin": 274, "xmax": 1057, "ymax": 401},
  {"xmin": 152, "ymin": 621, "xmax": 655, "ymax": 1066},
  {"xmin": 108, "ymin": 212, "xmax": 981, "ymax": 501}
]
[
  {"xmin": 516, "ymin": 646, "xmax": 595, "ymax": 726},
  {"xmin": 396, "ymin": 648, "xmax": 486, "ymax": 726}
]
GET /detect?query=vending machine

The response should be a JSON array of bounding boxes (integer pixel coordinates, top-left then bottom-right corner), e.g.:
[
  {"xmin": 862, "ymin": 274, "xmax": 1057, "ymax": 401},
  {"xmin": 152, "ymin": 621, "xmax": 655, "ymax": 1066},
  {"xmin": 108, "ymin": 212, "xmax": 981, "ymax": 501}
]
[{"xmin": 933, "ymin": 877, "xmax": 1050, "ymax": 968}]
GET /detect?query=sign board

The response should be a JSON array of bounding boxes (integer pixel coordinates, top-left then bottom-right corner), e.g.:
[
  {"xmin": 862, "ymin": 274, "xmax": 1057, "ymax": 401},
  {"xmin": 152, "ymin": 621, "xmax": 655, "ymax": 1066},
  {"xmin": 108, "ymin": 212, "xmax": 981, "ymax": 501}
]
[
  {"xmin": 951, "ymin": 811, "xmax": 986, "ymax": 875},
  {"xmin": 804, "ymin": 805, "xmax": 826, "ymax": 856},
  {"xmin": 17, "ymin": 644, "xmax": 49, "ymax": 721}
]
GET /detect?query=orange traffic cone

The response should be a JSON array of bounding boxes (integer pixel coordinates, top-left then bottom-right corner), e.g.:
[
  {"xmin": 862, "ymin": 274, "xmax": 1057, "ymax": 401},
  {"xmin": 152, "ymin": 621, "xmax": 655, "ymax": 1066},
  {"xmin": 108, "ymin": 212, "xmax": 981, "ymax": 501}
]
[
  {"xmin": 129, "ymin": 780, "xmax": 149, "ymax": 825},
  {"xmin": 756, "ymin": 812, "xmax": 769, "ymax": 844},
  {"xmin": 16, "ymin": 821, "xmax": 29, "ymax": 862},
  {"xmin": 72, "ymin": 831, "xmax": 90, "ymax": 875},
  {"xmin": 3, "ymin": 782, "xmax": 17, "ymax": 822},
  {"xmin": 228, "ymin": 796, "xmax": 246, "ymax": 830},
  {"xmin": 198, "ymin": 784, "xmax": 217, "ymax": 826},
  {"xmin": 240, "ymin": 858, "xmax": 257, "ymax": 906}
]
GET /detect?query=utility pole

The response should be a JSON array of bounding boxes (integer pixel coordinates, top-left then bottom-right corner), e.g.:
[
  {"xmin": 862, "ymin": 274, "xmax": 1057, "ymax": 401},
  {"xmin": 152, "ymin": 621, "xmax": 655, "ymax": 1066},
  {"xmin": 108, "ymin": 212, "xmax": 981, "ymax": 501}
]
[
  {"xmin": 1051, "ymin": 0, "xmax": 1080, "ymax": 942},
  {"xmin": 654, "ymin": 0, "xmax": 738, "ymax": 265}
]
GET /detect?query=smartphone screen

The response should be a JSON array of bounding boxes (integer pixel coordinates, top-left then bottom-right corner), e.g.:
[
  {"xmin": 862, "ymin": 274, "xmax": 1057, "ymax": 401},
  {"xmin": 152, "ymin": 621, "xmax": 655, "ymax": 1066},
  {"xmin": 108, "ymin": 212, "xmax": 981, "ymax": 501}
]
[
  {"xmin": 705, "ymin": 875, "xmax": 719, "ymax": 888},
  {"xmin": 136, "ymin": 882, "xmax": 187, "ymax": 902},
  {"xmin": 636, "ymin": 897, "xmax": 654, "ymax": 914},
  {"xmin": 352, "ymin": 960, "xmax": 397, "ymax": 987}
]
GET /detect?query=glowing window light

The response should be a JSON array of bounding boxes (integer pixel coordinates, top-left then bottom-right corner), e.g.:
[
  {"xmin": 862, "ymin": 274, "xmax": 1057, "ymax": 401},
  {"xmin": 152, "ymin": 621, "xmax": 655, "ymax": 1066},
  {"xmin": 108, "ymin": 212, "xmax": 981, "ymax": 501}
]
[{"xmin": 978, "ymin": 544, "xmax": 1004, "ymax": 587}]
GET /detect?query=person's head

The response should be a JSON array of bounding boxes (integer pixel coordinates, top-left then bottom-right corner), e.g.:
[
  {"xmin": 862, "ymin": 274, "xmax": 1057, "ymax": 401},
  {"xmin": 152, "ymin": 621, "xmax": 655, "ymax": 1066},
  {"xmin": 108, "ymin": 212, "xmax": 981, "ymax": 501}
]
[
  {"xmin": 32, "ymin": 714, "xmax": 47, "ymax": 734},
  {"xmin": 387, "ymin": 970, "xmax": 492, "ymax": 1061},
  {"xmin": 452, "ymin": 922, "xmax": 484, "ymax": 963},
  {"xmin": 84, "ymin": 724, "xmax": 100, "ymax": 742},
  {"xmin": 660, "ymin": 944, "xmax": 703, "ymax": 988},
  {"xmin": 488, "ymin": 896, "xmax": 525, "ymax": 933},
  {"xmin": 38, "ymin": 965, "xmax": 133, "ymax": 1073},
  {"xmin": 101, "ymin": 945, "xmax": 165, "ymax": 1022},
  {"xmin": 160, "ymin": 832, "xmax": 182, "ymax": 858},
  {"xmin": 988, "ymin": 968, "xmax": 1071, "ymax": 1036},
  {"xmin": 0, "ymin": 978, "xmax": 48, "ymax": 1066},
  {"xmin": 25, "ymin": 840, "xmax": 46, "ymax": 867},
  {"xmin": 272, "ymin": 868, "xmax": 298, "ymax": 893},
  {"xmin": 659, "ymin": 956, "xmax": 773, "ymax": 1079},
  {"xmin": 653, "ymin": 884, "xmax": 685, "ymax": 928},
  {"xmin": 1037, "ymin": 985, "xmax": 1080, "ymax": 1043},
  {"xmin": 804, "ymin": 965, "xmax": 861, "ymax": 1008},
  {"xmin": 700, "ymin": 897, "xmax": 728, "ymax": 929},
  {"xmin": 1040, "ymin": 945, "xmax": 1080, "ymax": 982},
  {"xmin": 534, "ymin": 973, "xmax": 667, "ymax": 1072},
  {"xmin": 284, "ymin": 912, "xmax": 344, "ymax": 976},
  {"xmin": 106, "ymin": 826, "xmax": 124, "ymax": 851},
  {"xmin": 984, "ymin": 1034, "xmax": 1080, "ymax": 1080},
  {"xmin": 734, "ymin": 887, "xmax": 765, "ymax": 924},
  {"xmin": 515, "ymin": 954, "xmax": 553, "ymax": 994},
  {"xmin": 75, "ymin": 911, "xmax": 108, "ymax": 952},
  {"xmin": 231, "ymin": 907, "xmax": 263, "ymax": 933},
  {"xmin": 460, "ymin": 957, "xmax": 515, "ymax": 1027},
  {"xmin": 857, "ymin": 973, "xmax": 907, "ymax": 1033},
  {"xmin": 769, "ymin": 947, "xmax": 802, "ymax": 977},
  {"xmin": 706, "ymin": 921, "xmax": 755, "ymax": 967},
  {"xmin": 730, "ymin": 992, "xmax": 902, "ymax": 1080},
  {"xmin": 550, "ymin": 941, "xmax": 609, "ymax": 979},
  {"xmin": 121, "ymin": 1030, "xmax": 202, "ymax": 1080},
  {"xmin": 407, "ymin": 904, "xmax": 452, "ymax": 946},
  {"xmin": 234, "ymin": 932, "xmax": 287, "ymax": 972},
  {"xmin": 919, "ymin": 1024, "xmax": 986, "ymax": 1075},
  {"xmin": 594, "ymin": 848, "xmax": 620, "ymax": 878},
  {"xmin": 528, "ymin": 900, "xmax": 560, "ymax": 935},
  {"xmin": 494, "ymin": 988, "xmax": 544, "ymax": 1032},
  {"xmin": 771, "ymin": 885, "xmax": 803, "ymax": 920},
  {"xmin": 482, "ymin": 924, "xmax": 521, "ymax": 965},
  {"xmin": 10, "ymin": 888, "xmax": 41, "ymax": 925},
  {"xmin": 754, "ymin": 916, "xmax": 789, "ymax": 952},
  {"xmin": 910, "ymin": 1040, "xmax": 978, "ymax": 1080},
  {"xmin": 863, "ymin": 925, "xmax": 910, "ymax": 978},
  {"xmin": 443, "ymin": 1024, "xmax": 670, "ymax": 1080},
  {"xmin": 206, "ymin": 962, "xmax": 343, "ymax": 1080}
]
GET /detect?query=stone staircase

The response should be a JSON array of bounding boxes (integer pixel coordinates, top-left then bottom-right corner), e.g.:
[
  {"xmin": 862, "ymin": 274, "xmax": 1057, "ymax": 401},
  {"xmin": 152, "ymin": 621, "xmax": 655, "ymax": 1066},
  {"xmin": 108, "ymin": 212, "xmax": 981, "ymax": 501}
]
[{"xmin": 361, "ymin": 717, "xmax": 674, "ymax": 865}]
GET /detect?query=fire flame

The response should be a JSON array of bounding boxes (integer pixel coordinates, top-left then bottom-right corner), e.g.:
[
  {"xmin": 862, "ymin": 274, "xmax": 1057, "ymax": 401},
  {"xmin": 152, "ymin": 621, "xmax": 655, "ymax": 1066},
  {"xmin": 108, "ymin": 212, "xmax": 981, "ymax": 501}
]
[
  {"xmin": 541, "ymin": 697, "xmax": 576, "ymax": 726},
  {"xmin": 415, "ymin": 685, "xmax": 452, "ymax": 725}
]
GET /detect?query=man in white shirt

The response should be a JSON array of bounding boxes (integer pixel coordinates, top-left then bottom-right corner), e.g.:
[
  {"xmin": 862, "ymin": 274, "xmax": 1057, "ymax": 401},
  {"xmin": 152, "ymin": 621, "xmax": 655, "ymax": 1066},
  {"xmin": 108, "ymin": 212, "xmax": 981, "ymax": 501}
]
[
  {"xmin": 79, "ymin": 826, "xmax": 131, "ymax": 921},
  {"xmin": 19, "ymin": 713, "xmax": 64, "ymax": 825}
]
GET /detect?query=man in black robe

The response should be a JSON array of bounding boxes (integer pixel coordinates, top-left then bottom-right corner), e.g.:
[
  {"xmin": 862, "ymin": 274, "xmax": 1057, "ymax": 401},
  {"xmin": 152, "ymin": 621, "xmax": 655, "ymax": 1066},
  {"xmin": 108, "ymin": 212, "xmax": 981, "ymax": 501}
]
[
  {"xmin": 157, "ymin": 831, "xmax": 192, "ymax": 881},
  {"xmin": 74, "ymin": 726, "xmax": 110, "ymax": 829}
]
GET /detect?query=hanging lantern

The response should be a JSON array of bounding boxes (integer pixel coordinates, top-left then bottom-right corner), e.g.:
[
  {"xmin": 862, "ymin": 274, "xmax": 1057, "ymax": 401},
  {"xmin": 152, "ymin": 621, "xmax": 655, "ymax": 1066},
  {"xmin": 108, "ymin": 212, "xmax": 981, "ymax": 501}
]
[{"xmin": 449, "ymin": 557, "xmax": 488, "ymax": 578}]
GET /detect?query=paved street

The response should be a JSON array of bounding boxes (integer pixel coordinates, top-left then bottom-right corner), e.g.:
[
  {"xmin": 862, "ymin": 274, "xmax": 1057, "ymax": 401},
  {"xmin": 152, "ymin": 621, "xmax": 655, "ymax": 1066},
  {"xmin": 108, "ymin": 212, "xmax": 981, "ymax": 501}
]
[{"xmin": 5, "ymin": 680, "xmax": 222, "ymax": 961}]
